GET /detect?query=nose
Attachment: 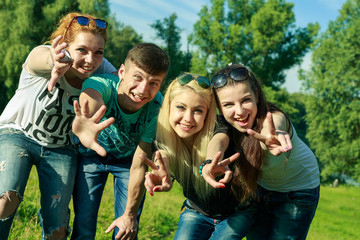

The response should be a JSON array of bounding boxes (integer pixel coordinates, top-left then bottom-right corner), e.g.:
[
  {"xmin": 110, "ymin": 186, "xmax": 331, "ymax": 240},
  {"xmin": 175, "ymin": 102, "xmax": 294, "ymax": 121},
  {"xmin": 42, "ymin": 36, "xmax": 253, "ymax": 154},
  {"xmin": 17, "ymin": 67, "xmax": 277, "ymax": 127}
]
[
  {"xmin": 235, "ymin": 103, "xmax": 245, "ymax": 116},
  {"xmin": 137, "ymin": 80, "xmax": 149, "ymax": 94},
  {"xmin": 183, "ymin": 110, "xmax": 194, "ymax": 123},
  {"xmin": 85, "ymin": 52, "xmax": 95, "ymax": 64}
]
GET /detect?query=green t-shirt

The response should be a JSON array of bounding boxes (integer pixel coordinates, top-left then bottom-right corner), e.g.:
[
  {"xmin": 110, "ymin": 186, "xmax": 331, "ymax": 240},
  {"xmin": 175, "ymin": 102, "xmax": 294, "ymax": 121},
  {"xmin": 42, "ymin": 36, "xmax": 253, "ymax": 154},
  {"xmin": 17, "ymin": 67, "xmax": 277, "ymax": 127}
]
[{"xmin": 79, "ymin": 73, "xmax": 163, "ymax": 159}]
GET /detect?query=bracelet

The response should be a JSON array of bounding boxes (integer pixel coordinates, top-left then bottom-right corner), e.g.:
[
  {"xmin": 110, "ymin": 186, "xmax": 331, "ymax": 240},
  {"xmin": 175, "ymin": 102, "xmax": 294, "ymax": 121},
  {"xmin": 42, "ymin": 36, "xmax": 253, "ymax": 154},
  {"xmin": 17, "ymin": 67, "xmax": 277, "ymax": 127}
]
[{"xmin": 199, "ymin": 159, "xmax": 212, "ymax": 177}]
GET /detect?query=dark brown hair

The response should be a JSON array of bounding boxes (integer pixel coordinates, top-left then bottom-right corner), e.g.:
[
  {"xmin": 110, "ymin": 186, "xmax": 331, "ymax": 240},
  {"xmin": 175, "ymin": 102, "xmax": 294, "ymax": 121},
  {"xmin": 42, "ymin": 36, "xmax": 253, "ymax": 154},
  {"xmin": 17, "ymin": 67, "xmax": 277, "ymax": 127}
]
[
  {"xmin": 125, "ymin": 43, "xmax": 169, "ymax": 76},
  {"xmin": 214, "ymin": 63, "xmax": 290, "ymax": 202}
]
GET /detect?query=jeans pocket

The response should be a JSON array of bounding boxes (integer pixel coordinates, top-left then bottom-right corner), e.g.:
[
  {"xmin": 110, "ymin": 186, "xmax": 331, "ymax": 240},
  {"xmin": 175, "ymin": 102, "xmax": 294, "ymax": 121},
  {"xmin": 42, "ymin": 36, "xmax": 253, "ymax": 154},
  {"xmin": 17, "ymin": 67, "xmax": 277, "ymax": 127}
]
[{"xmin": 287, "ymin": 187, "xmax": 319, "ymax": 210}]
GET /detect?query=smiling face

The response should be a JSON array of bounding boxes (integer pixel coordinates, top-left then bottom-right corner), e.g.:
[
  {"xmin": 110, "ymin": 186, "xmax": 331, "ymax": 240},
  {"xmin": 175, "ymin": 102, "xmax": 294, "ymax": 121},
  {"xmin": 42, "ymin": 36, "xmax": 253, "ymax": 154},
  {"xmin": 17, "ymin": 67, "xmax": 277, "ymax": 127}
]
[
  {"xmin": 169, "ymin": 88, "xmax": 208, "ymax": 141},
  {"xmin": 66, "ymin": 31, "xmax": 105, "ymax": 81},
  {"xmin": 216, "ymin": 81, "xmax": 258, "ymax": 133},
  {"xmin": 117, "ymin": 61, "xmax": 166, "ymax": 113}
]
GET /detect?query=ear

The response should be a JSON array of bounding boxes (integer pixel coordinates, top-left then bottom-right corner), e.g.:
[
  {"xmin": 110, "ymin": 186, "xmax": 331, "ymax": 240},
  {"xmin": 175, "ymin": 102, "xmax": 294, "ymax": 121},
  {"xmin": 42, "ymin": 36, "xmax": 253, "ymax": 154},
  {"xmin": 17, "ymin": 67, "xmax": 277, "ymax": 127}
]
[{"xmin": 119, "ymin": 64, "xmax": 125, "ymax": 79}]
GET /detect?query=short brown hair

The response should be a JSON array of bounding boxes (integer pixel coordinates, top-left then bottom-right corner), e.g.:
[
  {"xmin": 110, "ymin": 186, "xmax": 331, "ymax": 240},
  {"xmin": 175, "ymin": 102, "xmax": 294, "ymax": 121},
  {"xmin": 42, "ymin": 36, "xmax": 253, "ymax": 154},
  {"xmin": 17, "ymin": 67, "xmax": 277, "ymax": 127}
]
[{"xmin": 125, "ymin": 43, "xmax": 169, "ymax": 76}]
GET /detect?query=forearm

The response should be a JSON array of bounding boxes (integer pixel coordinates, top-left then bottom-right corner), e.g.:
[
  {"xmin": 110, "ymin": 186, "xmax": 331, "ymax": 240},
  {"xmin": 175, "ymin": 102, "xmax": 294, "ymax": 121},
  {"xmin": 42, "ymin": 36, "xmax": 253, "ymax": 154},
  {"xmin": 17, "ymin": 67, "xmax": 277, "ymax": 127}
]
[
  {"xmin": 206, "ymin": 133, "xmax": 230, "ymax": 160},
  {"xmin": 123, "ymin": 164, "xmax": 146, "ymax": 217},
  {"xmin": 79, "ymin": 89, "xmax": 104, "ymax": 117}
]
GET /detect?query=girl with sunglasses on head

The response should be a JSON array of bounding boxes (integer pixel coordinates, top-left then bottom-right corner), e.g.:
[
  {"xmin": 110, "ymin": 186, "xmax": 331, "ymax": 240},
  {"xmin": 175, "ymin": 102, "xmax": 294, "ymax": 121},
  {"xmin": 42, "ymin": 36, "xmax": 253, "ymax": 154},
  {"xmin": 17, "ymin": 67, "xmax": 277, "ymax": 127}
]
[
  {"xmin": 140, "ymin": 72, "xmax": 258, "ymax": 240},
  {"xmin": 0, "ymin": 12, "xmax": 115, "ymax": 239},
  {"xmin": 202, "ymin": 63, "xmax": 320, "ymax": 240}
]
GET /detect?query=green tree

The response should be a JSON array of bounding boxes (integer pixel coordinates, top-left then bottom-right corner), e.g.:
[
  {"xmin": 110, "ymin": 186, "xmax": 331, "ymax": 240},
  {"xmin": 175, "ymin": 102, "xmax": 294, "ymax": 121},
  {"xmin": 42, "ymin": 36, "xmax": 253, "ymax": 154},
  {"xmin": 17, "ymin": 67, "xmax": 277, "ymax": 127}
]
[
  {"xmin": 190, "ymin": 0, "xmax": 319, "ymax": 88},
  {"xmin": 105, "ymin": 15, "xmax": 143, "ymax": 69},
  {"xmin": 150, "ymin": 13, "xmax": 191, "ymax": 92},
  {"xmin": 301, "ymin": 0, "xmax": 360, "ymax": 182}
]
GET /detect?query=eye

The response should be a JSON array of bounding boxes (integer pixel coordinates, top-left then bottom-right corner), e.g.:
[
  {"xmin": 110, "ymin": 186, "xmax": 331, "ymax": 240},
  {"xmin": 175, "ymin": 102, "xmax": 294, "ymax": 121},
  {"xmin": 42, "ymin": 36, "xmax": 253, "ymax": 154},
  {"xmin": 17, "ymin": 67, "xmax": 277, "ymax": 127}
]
[
  {"xmin": 76, "ymin": 48, "xmax": 86, "ymax": 53},
  {"xmin": 222, "ymin": 103, "xmax": 234, "ymax": 108},
  {"xmin": 95, "ymin": 50, "xmax": 104, "ymax": 55},
  {"xmin": 194, "ymin": 109, "xmax": 204, "ymax": 114},
  {"xmin": 150, "ymin": 82, "xmax": 159, "ymax": 87},
  {"xmin": 176, "ymin": 105, "xmax": 185, "ymax": 110},
  {"xmin": 134, "ymin": 74, "xmax": 142, "ymax": 80}
]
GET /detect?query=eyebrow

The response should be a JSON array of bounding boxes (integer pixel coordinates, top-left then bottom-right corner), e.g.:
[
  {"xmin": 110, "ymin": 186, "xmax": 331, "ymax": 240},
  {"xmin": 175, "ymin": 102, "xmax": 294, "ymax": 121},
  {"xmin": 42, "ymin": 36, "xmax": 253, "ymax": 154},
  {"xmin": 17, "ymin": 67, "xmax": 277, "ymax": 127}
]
[{"xmin": 175, "ymin": 101, "xmax": 206, "ymax": 109}]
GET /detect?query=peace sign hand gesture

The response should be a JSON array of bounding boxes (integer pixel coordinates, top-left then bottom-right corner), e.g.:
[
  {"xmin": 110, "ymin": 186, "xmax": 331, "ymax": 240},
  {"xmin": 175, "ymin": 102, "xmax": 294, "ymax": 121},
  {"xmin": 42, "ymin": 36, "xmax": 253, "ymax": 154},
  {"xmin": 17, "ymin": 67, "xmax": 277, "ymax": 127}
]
[
  {"xmin": 140, "ymin": 151, "xmax": 173, "ymax": 196},
  {"xmin": 247, "ymin": 112, "xmax": 292, "ymax": 156},
  {"xmin": 201, "ymin": 151, "xmax": 240, "ymax": 189}
]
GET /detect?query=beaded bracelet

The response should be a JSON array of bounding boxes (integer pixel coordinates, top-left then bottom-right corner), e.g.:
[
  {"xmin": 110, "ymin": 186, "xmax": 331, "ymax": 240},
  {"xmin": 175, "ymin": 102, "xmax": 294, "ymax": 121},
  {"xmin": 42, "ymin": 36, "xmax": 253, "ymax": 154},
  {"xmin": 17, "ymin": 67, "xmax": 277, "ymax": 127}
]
[{"xmin": 199, "ymin": 159, "xmax": 212, "ymax": 177}]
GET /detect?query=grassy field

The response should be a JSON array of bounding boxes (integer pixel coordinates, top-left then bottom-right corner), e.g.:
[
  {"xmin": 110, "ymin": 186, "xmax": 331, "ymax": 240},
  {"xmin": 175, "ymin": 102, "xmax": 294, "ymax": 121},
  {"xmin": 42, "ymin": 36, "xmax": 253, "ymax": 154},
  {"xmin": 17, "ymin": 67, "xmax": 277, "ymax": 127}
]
[{"xmin": 6, "ymin": 168, "xmax": 360, "ymax": 239}]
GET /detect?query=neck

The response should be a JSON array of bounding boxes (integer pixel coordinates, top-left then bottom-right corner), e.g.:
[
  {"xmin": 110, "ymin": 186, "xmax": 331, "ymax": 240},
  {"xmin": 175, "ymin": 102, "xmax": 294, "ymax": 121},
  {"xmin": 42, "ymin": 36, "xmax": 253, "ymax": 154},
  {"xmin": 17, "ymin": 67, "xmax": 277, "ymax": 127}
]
[{"xmin": 64, "ymin": 71, "xmax": 84, "ymax": 89}]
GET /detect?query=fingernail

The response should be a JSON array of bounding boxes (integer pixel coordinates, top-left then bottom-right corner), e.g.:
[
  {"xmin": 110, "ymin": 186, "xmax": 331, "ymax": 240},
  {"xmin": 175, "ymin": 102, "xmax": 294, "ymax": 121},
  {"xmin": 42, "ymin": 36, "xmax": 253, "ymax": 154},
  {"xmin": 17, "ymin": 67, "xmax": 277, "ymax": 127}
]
[
  {"xmin": 219, "ymin": 185, "xmax": 226, "ymax": 188},
  {"xmin": 288, "ymin": 146, "xmax": 292, "ymax": 150},
  {"xmin": 154, "ymin": 187, "xmax": 159, "ymax": 192},
  {"xmin": 150, "ymin": 192, "xmax": 153, "ymax": 196}
]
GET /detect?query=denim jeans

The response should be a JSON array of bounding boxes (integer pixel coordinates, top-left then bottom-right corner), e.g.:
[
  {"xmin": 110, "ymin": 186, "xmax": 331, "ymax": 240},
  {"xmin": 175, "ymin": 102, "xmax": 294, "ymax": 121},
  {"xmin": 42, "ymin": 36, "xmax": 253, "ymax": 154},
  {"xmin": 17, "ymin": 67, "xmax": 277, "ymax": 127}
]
[
  {"xmin": 0, "ymin": 128, "xmax": 77, "ymax": 240},
  {"xmin": 246, "ymin": 185, "xmax": 320, "ymax": 240},
  {"xmin": 174, "ymin": 199, "xmax": 256, "ymax": 240},
  {"xmin": 71, "ymin": 154, "xmax": 145, "ymax": 240}
]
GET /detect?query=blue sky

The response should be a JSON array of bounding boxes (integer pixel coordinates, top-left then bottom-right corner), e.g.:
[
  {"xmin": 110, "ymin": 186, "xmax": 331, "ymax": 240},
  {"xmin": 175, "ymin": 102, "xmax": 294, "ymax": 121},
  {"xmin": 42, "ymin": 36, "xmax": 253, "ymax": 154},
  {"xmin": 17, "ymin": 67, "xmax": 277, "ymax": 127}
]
[{"xmin": 108, "ymin": 0, "xmax": 347, "ymax": 93}]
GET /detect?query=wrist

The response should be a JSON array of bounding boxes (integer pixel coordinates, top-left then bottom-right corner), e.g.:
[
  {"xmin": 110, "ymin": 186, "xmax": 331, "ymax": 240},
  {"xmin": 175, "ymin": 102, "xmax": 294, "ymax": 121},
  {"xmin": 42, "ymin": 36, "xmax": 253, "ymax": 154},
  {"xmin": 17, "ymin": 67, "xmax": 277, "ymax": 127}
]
[{"xmin": 199, "ymin": 159, "xmax": 212, "ymax": 177}]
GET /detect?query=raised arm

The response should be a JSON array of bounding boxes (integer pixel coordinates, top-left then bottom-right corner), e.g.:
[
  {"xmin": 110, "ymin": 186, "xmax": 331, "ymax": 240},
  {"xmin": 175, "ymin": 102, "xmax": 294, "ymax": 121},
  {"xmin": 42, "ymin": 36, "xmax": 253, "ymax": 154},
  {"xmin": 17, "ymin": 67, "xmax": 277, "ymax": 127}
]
[
  {"xmin": 105, "ymin": 140, "xmax": 151, "ymax": 240},
  {"xmin": 26, "ymin": 35, "xmax": 73, "ymax": 91}
]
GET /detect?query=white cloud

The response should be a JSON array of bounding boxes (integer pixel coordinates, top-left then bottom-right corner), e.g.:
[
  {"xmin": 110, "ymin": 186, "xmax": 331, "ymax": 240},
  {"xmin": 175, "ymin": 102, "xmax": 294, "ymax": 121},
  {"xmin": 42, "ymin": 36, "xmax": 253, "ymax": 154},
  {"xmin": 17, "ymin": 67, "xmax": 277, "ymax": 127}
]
[{"xmin": 317, "ymin": 0, "xmax": 346, "ymax": 11}]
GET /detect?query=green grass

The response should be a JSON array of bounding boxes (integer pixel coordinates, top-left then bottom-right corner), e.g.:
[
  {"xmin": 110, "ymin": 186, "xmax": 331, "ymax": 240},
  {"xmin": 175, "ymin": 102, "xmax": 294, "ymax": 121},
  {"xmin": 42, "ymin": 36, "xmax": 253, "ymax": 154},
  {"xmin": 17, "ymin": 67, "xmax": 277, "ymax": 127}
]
[{"xmin": 7, "ymin": 168, "xmax": 360, "ymax": 239}]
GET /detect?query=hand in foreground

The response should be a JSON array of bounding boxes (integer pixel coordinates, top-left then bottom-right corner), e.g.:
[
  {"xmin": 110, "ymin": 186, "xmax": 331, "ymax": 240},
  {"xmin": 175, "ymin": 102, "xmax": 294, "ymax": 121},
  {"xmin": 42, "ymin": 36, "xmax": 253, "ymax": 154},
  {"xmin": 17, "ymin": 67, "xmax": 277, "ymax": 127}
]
[
  {"xmin": 105, "ymin": 215, "xmax": 138, "ymax": 240},
  {"xmin": 72, "ymin": 99, "xmax": 114, "ymax": 156},
  {"xmin": 140, "ymin": 151, "xmax": 173, "ymax": 196},
  {"xmin": 202, "ymin": 151, "xmax": 240, "ymax": 189},
  {"xmin": 247, "ymin": 112, "xmax": 292, "ymax": 156},
  {"xmin": 48, "ymin": 35, "xmax": 74, "ymax": 92}
]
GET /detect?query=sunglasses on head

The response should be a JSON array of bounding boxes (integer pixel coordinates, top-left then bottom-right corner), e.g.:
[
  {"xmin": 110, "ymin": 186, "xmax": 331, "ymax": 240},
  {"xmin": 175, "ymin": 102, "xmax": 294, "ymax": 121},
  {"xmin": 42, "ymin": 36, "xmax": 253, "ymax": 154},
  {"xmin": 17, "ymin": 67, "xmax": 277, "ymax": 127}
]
[
  {"xmin": 176, "ymin": 72, "xmax": 211, "ymax": 89},
  {"xmin": 211, "ymin": 66, "xmax": 250, "ymax": 89},
  {"xmin": 64, "ymin": 16, "xmax": 108, "ymax": 38}
]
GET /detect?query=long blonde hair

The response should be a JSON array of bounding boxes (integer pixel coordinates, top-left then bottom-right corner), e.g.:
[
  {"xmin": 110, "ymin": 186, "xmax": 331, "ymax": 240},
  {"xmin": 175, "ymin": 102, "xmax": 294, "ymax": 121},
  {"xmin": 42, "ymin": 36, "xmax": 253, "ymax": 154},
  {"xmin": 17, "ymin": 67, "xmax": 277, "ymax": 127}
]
[{"xmin": 155, "ymin": 77, "xmax": 217, "ymax": 199}]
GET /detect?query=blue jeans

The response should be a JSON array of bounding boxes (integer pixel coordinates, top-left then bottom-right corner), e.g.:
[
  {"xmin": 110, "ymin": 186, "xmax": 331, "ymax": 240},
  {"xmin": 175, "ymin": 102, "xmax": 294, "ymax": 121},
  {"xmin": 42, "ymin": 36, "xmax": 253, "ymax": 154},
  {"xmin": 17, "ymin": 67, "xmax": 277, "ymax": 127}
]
[
  {"xmin": 174, "ymin": 199, "xmax": 256, "ymax": 240},
  {"xmin": 0, "ymin": 128, "xmax": 77, "ymax": 240},
  {"xmin": 71, "ymin": 154, "xmax": 145, "ymax": 240},
  {"xmin": 246, "ymin": 185, "xmax": 320, "ymax": 240}
]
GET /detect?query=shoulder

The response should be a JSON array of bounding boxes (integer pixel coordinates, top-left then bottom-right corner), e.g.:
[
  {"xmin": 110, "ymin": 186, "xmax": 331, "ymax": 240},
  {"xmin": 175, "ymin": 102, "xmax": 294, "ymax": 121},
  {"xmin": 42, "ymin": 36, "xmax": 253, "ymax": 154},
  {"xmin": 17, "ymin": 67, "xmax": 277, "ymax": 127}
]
[
  {"xmin": 86, "ymin": 73, "xmax": 119, "ymax": 86},
  {"xmin": 266, "ymin": 111, "xmax": 292, "ymax": 133},
  {"xmin": 150, "ymin": 91, "xmax": 164, "ymax": 108}
]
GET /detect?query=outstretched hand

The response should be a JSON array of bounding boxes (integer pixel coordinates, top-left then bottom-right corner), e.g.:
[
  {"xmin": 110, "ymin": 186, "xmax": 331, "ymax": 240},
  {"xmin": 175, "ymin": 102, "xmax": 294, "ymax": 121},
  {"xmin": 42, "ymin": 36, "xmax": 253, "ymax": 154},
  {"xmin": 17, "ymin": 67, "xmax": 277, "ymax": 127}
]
[
  {"xmin": 247, "ymin": 112, "xmax": 292, "ymax": 156},
  {"xmin": 140, "ymin": 151, "xmax": 173, "ymax": 196},
  {"xmin": 105, "ymin": 215, "xmax": 138, "ymax": 240},
  {"xmin": 48, "ymin": 35, "xmax": 74, "ymax": 92},
  {"xmin": 202, "ymin": 151, "xmax": 240, "ymax": 189},
  {"xmin": 72, "ymin": 99, "xmax": 114, "ymax": 157}
]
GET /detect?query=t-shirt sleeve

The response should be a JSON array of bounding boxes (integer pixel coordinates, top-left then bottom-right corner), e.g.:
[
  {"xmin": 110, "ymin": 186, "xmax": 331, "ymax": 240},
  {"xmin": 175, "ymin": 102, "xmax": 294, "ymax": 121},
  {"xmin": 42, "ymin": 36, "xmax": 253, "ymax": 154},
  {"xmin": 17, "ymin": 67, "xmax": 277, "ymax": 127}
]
[
  {"xmin": 81, "ymin": 74, "xmax": 113, "ymax": 104},
  {"xmin": 94, "ymin": 57, "xmax": 117, "ymax": 74},
  {"xmin": 214, "ymin": 115, "xmax": 231, "ymax": 136}
]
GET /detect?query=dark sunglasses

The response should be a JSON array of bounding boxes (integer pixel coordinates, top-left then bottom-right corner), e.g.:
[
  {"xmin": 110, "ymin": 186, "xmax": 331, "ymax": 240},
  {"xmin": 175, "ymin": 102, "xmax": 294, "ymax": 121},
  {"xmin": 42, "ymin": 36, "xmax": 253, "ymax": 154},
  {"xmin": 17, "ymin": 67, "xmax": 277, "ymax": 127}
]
[
  {"xmin": 176, "ymin": 72, "xmax": 211, "ymax": 89},
  {"xmin": 64, "ymin": 16, "xmax": 108, "ymax": 38},
  {"xmin": 211, "ymin": 67, "xmax": 250, "ymax": 88},
  {"xmin": 73, "ymin": 16, "xmax": 108, "ymax": 29}
]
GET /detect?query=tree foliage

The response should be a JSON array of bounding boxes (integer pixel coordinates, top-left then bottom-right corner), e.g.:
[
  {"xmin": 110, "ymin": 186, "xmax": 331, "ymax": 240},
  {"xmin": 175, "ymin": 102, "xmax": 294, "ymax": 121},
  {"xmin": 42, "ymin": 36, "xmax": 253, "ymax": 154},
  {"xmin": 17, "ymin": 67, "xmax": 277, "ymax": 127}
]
[
  {"xmin": 190, "ymin": 0, "xmax": 319, "ymax": 88},
  {"xmin": 150, "ymin": 13, "xmax": 191, "ymax": 93},
  {"xmin": 301, "ymin": 0, "xmax": 360, "ymax": 182}
]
